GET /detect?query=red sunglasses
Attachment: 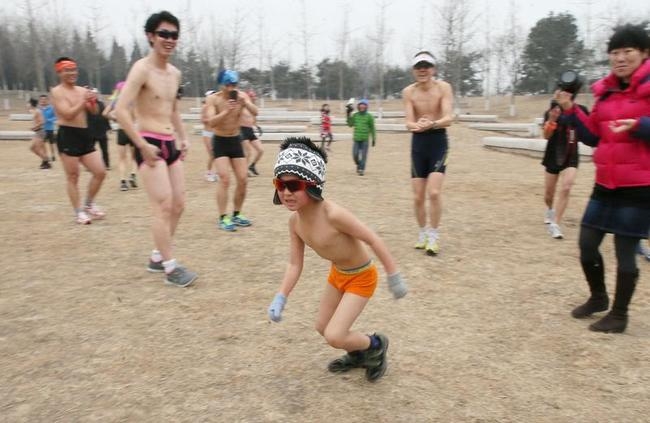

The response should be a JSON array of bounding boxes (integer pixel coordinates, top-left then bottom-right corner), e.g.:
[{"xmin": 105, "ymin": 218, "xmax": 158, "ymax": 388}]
[{"xmin": 273, "ymin": 178, "xmax": 316, "ymax": 193}]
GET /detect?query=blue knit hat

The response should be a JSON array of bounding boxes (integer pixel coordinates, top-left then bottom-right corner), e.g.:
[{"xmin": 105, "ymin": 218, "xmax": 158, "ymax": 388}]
[{"xmin": 217, "ymin": 69, "xmax": 239, "ymax": 85}]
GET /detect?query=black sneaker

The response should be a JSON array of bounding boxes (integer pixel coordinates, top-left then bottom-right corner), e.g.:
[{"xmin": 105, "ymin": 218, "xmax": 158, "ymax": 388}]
[
  {"xmin": 249, "ymin": 164, "xmax": 259, "ymax": 176},
  {"xmin": 129, "ymin": 174, "xmax": 138, "ymax": 188},
  {"xmin": 363, "ymin": 333, "xmax": 389, "ymax": 382},
  {"xmin": 39, "ymin": 161, "xmax": 51, "ymax": 170},
  {"xmin": 120, "ymin": 180, "xmax": 129, "ymax": 191},
  {"xmin": 328, "ymin": 351, "xmax": 364, "ymax": 373},
  {"xmin": 147, "ymin": 259, "xmax": 164, "ymax": 273}
]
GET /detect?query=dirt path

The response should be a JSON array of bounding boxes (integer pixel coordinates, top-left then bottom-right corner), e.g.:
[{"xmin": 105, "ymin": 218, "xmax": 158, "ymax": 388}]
[{"xmin": 0, "ymin": 99, "xmax": 648, "ymax": 422}]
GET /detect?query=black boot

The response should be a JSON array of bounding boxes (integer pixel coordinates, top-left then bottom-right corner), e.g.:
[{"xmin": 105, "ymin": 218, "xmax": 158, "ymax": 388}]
[
  {"xmin": 571, "ymin": 257, "xmax": 609, "ymax": 318},
  {"xmin": 327, "ymin": 350, "xmax": 364, "ymax": 373},
  {"xmin": 590, "ymin": 270, "xmax": 638, "ymax": 333}
]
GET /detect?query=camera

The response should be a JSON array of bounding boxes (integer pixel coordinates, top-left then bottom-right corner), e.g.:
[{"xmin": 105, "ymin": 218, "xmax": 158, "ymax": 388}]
[
  {"xmin": 557, "ymin": 70, "xmax": 583, "ymax": 95},
  {"xmin": 228, "ymin": 90, "xmax": 238, "ymax": 100}
]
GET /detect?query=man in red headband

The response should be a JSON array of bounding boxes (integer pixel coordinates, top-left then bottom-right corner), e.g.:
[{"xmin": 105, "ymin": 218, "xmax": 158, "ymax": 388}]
[{"xmin": 50, "ymin": 56, "xmax": 107, "ymax": 225}]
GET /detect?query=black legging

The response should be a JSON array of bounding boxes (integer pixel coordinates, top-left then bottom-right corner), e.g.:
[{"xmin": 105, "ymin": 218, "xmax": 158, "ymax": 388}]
[{"xmin": 579, "ymin": 225, "xmax": 640, "ymax": 273}]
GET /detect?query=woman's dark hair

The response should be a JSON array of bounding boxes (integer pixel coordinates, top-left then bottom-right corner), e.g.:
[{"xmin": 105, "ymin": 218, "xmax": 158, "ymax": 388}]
[
  {"xmin": 607, "ymin": 24, "xmax": 650, "ymax": 53},
  {"xmin": 144, "ymin": 11, "xmax": 180, "ymax": 45}
]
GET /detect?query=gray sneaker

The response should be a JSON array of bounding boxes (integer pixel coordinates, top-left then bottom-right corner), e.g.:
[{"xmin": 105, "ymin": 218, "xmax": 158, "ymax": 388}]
[
  {"xmin": 147, "ymin": 259, "xmax": 164, "ymax": 273},
  {"xmin": 165, "ymin": 266, "xmax": 197, "ymax": 287}
]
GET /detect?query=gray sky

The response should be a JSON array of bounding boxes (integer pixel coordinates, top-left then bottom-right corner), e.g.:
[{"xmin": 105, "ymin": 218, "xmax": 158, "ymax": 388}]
[{"xmin": 2, "ymin": 0, "xmax": 646, "ymax": 68}]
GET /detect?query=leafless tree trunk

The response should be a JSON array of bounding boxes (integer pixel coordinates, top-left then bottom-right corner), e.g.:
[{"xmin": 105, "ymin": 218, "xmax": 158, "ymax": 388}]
[
  {"xmin": 504, "ymin": 0, "xmax": 524, "ymax": 117},
  {"xmin": 481, "ymin": 0, "xmax": 491, "ymax": 111},
  {"xmin": 23, "ymin": 0, "xmax": 46, "ymax": 91},
  {"xmin": 368, "ymin": 0, "xmax": 392, "ymax": 117},
  {"xmin": 335, "ymin": 2, "xmax": 352, "ymax": 101},
  {"xmin": 434, "ymin": 0, "xmax": 475, "ymax": 114},
  {"xmin": 86, "ymin": 3, "xmax": 108, "ymax": 89},
  {"xmin": 298, "ymin": 0, "xmax": 313, "ymax": 107}
]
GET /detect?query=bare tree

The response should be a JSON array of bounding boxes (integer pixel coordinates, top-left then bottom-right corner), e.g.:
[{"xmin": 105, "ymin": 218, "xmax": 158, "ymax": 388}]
[
  {"xmin": 297, "ymin": 0, "xmax": 314, "ymax": 107},
  {"xmin": 22, "ymin": 0, "xmax": 46, "ymax": 91},
  {"xmin": 335, "ymin": 2, "xmax": 353, "ymax": 101},
  {"xmin": 85, "ymin": 3, "xmax": 109, "ymax": 89},
  {"xmin": 503, "ymin": 0, "xmax": 524, "ymax": 116},
  {"xmin": 433, "ymin": 0, "xmax": 476, "ymax": 112},
  {"xmin": 368, "ymin": 0, "xmax": 392, "ymax": 116}
]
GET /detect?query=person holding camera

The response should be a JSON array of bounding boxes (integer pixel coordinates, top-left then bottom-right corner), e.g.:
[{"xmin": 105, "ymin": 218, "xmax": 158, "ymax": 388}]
[
  {"xmin": 541, "ymin": 94, "xmax": 589, "ymax": 240},
  {"xmin": 204, "ymin": 69, "xmax": 257, "ymax": 232},
  {"xmin": 558, "ymin": 24, "xmax": 650, "ymax": 333},
  {"xmin": 346, "ymin": 98, "xmax": 376, "ymax": 176}
]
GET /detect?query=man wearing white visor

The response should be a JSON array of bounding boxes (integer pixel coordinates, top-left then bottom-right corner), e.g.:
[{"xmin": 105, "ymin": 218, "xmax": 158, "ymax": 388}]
[{"xmin": 402, "ymin": 51, "xmax": 454, "ymax": 256}]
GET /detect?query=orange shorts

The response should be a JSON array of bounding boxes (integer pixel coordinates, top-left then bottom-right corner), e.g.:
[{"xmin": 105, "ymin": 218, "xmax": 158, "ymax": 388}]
[{"xmin": 327, "ymin": 261, "xmax": 378, "ymax": 298}]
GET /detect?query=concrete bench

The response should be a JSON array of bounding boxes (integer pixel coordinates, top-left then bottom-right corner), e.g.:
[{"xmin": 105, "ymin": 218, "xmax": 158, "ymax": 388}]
[
  {"xmin": 256, "ymin": 132, "xmax": 352, "ymax": 142},
  {"xmin": 482, "ymin": 136, "xmax": 593, "ymax": 156},
  {"xmin": 469, "ymin": 122, "xmax": 540, "ymax": 137},
  {"xmin": 457, "ymin": 114, "xmax": 499, "ymax": 122},
  {"xmin": 9, "ymin": 114, "xmax": 32, "ymax": 121},
  {"xmin": 0, "ymin": 131, "xmax": 33, "ymax": 140},
  {"xmin": 192, "ymin": 125, "xmax": 308, "ymax": 135}
]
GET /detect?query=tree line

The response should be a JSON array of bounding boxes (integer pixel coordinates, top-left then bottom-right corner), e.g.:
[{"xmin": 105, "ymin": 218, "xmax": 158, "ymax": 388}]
[{"xmin": 1, "ymin": 2, "xmax": 647, "ymax": 101}]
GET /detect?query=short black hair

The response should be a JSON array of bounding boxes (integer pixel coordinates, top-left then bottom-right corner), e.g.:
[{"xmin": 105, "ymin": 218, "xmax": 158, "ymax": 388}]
[
  {"xmin": 29, "ymin": 98, "xmax": 38, "ymax": 107},
  {"xmin": 607, "ymin": 24, "xmax": 650, "ymax": 53},
  {"xmin": 39, "ymin": 94, "xmax": 48, "ymax": 99},
  {"xmin": 279, "ymin": 136, "xmax": 328, "ymax": 163},
  {"xmin": 144, "ymin": 11, "xmax": 180, "ymax": 34},
  {"xmin": 55, "ymin": 56, "xmax": 74, "ymax": 64}
]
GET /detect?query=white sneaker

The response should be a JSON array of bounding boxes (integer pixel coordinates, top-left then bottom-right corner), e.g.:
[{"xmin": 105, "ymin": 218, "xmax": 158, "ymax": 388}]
[
  {"xmin": 84, "ymin": 203, "xmax": 106, "ymax": 220},
  {"xmin": 548, "ymin": 223, "xmax": 564, "ymax": 239},
  {"xmin": 544, "ymin": 209, "xmax": 555, "ymax": 224},
  {"xmin": 76, "ymin": 211, "xmax": 92, "ymax": 225},
  {"xmin": 205, "ymin": 171, "xmax": 217, "ymax": 182},
  {"xmin": 414, "ymin": 231, "xmax": 427, "ymax": 249}
]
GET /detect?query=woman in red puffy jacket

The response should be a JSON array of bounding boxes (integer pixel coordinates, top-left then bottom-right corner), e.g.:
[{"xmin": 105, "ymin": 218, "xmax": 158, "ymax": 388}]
[{"xmin": 557, "ymin": 24, "xmax": 650, "ymax": 333}]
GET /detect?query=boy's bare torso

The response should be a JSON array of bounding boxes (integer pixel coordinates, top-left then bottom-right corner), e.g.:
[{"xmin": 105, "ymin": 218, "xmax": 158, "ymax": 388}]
[{"xmin": 291, "ymin": 201, "xmax": 370, "ymax": 269}]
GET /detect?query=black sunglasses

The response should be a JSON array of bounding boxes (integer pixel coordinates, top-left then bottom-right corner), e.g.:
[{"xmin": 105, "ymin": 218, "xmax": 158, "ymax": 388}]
[{"xmin": 155, "ymin": 30, "xmax": 179, "ymax": 40}]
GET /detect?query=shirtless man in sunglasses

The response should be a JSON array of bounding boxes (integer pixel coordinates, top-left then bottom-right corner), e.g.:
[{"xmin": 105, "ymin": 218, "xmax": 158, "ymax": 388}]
[{"xmin": 115, "ymin": 10, "xmax": 197, "ymax": 287}]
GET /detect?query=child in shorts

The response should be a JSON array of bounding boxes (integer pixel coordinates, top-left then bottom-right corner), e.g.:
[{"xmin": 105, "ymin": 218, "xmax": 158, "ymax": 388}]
[{"xmin": 267, "ymin": 137, "xmax": 407, "ymax": 382}]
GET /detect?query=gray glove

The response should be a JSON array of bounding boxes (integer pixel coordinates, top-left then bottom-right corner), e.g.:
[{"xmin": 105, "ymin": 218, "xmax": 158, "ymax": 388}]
[
  {"xmin": 387, "ymin": 272, "xmax": 407, "ymax": 299},
  {"xmin": 268, "ymin": 293, "xmax": 287, "ymax": 322}
]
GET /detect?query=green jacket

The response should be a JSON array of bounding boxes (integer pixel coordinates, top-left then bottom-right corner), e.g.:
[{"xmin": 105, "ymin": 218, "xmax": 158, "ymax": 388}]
[{"xmin": 347, "ymin": 111, "xmax": 376, "ymax": 142}]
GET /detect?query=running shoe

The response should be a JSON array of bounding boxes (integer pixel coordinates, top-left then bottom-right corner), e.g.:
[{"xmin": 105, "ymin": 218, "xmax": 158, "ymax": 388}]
[
  {"xmin": 84, "ymin": 203, "xmax": 106, "ymax": 220},
  {"xmin": 129, "ymin": 174, "xmax": 138, "ymax": 188},
  {"xmin": 205, "ymin": 171, "xmax": 217, "ymax": 182},
  {"xmin": 414, "ymin": 231, "xmax": 427, "ymax": 249},
  {"xmin": 548, "ymin": 223, "xmax": 564, "ymax": 239},
  {"xmin": 232, "ymin": 214, "xmax": 252, "ymax": 227},
  {"xmin": 544, "ymin": 209, "xmax": 555, "ymax": 224},
  {"xmin": 76, "ymin": 211, "xmax": 92, "ymax": 225},
  {"xmin": 425, "ymin": 237, "xmax": 440, "ymax": 256},
  {"xmin": 249, "ymin": 164, "xmax": 260, "ymax": 176},
  {"xmin": 120, "ymin": 180, "xmax": 129, "ymax": 191},
  {"xmin": 147, "ymin": 259, "xmax": 164, "ymax": 273},
  {"xmin": 165, "ymin": 266, "xmax": 197, "ymax": 287},
  {"xmin": 327, "ymin": 351, "xmax": 364, "ymax": 373},
  {"xmin": 219, "ymin": 216, "xmax": 237, "ymax": 232}
]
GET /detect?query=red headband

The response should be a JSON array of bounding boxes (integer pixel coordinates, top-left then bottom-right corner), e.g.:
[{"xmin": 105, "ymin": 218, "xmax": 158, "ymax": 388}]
[{"xmin": 55, "ymin": 60, "xmax": 77, "ymax": 73}]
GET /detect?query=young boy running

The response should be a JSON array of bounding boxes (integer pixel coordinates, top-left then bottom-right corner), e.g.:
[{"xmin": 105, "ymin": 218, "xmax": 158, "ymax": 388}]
[{"xmin": 267, "ymin": 137, "xmax": 407, "ymax": 382}]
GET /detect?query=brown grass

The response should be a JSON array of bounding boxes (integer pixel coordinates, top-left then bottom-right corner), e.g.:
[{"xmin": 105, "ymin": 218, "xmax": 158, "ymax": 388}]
[{"xmin": 0, "ymin": 95, "xmax": 648, "ymax": 422}]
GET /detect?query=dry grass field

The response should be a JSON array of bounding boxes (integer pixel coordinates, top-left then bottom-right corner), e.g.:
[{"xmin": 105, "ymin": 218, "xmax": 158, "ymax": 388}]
[{"xmin": 0, "ymin": 93, "xmax": 648, "ymax": 422}]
